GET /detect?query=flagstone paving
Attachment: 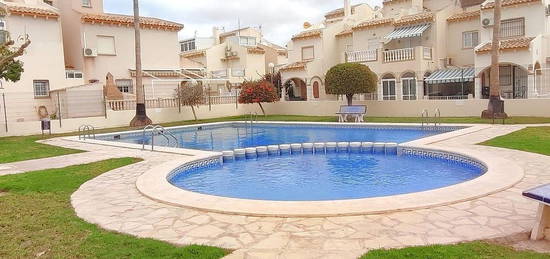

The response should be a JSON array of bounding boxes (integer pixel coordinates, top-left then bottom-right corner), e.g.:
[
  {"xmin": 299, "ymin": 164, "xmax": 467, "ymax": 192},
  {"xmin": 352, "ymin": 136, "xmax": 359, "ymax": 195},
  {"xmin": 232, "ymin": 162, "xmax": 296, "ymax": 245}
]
[{"xmin": 27, "ymin": 125, "xmax": 550, "ymax": 258}]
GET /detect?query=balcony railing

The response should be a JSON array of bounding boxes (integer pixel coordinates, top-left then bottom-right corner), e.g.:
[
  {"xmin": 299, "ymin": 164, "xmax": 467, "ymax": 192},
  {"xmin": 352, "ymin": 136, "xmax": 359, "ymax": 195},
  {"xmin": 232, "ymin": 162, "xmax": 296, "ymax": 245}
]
[
  {"xmin": 383, "ymin": 48, "xmax": 415, "ymax": 63},
  {"xmin": 346, "ymin": 50, "xmax": 377, "ymax": 63}
]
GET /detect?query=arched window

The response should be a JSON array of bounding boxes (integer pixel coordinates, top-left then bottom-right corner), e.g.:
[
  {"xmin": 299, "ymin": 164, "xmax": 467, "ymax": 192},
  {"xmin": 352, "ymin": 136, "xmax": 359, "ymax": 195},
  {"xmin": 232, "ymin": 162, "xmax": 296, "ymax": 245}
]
[
  {"xmin": 401, "ymin": 72, "xmax": 416, "ymax": 100},
  {"xmin": 381, "ymin": 74, "xmax": 396, "ymax": 100},
  {"xmin": 313, "ymin": 81, "xmax": 320, "ymax": 99}
]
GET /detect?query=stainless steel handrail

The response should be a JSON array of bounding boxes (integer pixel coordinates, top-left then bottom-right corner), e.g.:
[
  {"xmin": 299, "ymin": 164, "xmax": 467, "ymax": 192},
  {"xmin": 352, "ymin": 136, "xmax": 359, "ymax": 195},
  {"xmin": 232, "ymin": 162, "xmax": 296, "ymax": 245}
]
[
  {"xmin": 142, "ymin": 125, "xmax": 179, "ymax": 151},
  {"xmin": 421, "ymin": 109, "xmax": 429, "ymax": 129},
  {"xmin": 78, "ymin": 124, "xmax": 96, "ymax": 140},
  {"xmin": 434, "ymin": 108, "xmax": 441, "ymax": 127}
]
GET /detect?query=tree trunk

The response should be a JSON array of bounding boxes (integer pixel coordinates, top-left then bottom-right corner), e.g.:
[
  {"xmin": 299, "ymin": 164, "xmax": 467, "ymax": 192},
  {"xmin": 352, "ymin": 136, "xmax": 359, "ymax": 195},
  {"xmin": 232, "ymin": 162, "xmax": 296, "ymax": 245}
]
[
  {"xmin": 258, "ymin": 103, "xmax": 266, "ymax": 116},
  {"xmin": 130, "ymin": 0, "xmax": 152, "ymax": 127},
  {"xmin": 346, "ymin": 94, "xmax": 354, "ymax": 106},
  {"xmin": 482, "ymin": 0, "xmax": 507, "ymax": 119},
  {"xmin": 191, "ymin": 105, "xmax": 197, "ymax": 121}
]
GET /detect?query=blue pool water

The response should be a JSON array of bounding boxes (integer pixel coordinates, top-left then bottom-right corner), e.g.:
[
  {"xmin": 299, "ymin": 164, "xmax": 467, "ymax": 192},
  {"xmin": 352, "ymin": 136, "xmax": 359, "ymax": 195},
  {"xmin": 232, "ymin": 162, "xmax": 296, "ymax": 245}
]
[
  {"xmin": 169, "ymin": 153, "xmax": 484, "ymax": 201},
  {"xmin": 100, "ymin": 123, "xmax": 457, "ymax": 151}
]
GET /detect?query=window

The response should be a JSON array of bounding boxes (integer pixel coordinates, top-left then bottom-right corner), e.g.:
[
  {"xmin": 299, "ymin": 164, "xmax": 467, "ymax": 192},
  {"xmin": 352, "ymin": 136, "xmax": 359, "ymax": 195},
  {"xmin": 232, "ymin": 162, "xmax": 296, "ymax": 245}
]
[
  {"xmin": 382, "ymin": 79, "xmax": 396, "ymax": 100},
  {"xmin": 500, "ymin": 65, "xmax": 512, "ymax": 86},
  {"xmin": 65, "ymin": 70, "xmax": 83, "ymax": 79},
  {"xmin": 239, "ymin": 36, "xmax": 256, "ymax": 46},
  {"xmin": 402, "ymin": 77, "xmax": 417, "ymax": 100},
  {"xmin": 462, "ymin": 31, "xmax": 479, "ymax": 49},
  {"xmin": 180, "ymin": 39, "xmax": 196, "ymax": 52},
  {"xmin": 367, "ymin": 39, "xmax": 380, "ymax": 50},
  {"xmin": 33, "ymin": 80, "xmax": 50, "ymax": 98},
  {"xmin": 313, "ymin": 81, "xmax": 320, "ymax": 99},
  {"xmin": 97, "ymin": 36, "xmax": 116, "ymax": 55},
  {"xmin": 500, "ymin": 18, "xmax": 525, "ymax": 38},
  {"xmin": 82, "ymin": 0, "xmax": 91, "ymax": 7},
  {"xmin": 116, "ymin": 79, "xmax": 133, "ymax": 93},
  {"xmin": 302, "ymin": 46, "xmax": 314, "ymax": 61}
]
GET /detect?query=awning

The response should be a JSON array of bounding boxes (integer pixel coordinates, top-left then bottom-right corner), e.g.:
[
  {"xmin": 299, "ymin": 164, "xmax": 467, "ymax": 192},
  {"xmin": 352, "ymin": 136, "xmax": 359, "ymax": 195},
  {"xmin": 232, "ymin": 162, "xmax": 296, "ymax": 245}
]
[
  {"xmin": 384, "ymin": 23, "xmax": 431, "ymax": 41},
  {"xmin": 425, "ymin": 67, "xmax": 475, "ymax": 84}
]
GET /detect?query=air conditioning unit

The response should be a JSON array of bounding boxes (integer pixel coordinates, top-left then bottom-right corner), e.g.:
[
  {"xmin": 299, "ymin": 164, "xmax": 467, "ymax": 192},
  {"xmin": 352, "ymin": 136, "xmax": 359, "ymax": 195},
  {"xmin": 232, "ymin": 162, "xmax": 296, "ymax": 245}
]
[
  {"xmin": 482, "ymin": 18, "xmax": 494, "ymax": 27},
  {"xmin": 83, "ymin": 48, "xmax": 97, "ymax": 57}
]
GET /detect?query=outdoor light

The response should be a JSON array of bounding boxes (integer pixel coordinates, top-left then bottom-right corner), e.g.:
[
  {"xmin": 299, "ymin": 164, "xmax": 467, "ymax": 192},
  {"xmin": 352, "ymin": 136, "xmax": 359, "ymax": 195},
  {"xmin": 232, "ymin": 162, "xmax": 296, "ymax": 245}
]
[{"xmin": 268, "ymin": 62, "xmax": 275, "ymax": 69}]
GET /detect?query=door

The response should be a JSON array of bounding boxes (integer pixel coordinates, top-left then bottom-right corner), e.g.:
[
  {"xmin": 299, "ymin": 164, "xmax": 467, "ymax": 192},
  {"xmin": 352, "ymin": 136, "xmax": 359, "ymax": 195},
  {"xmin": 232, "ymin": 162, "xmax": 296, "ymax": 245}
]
[
  {"xmin": 402, "ymin": 78, "xmax": 417, "ymax": 100},
  {"xmin": 382, "ymin": 80, "xmax": 396, "ymax": 100}
]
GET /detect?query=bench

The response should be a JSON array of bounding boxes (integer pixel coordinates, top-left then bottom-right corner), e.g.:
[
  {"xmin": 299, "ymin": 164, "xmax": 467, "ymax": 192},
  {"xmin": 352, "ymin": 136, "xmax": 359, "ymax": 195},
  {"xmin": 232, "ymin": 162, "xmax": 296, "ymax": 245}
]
[
  {"xmin": 336, "ymin": 105, "xmax": 367, "ymax": 123},
  {"xmin": 523, "ymin": 184, "xmax": 550, "ymax": 240}
]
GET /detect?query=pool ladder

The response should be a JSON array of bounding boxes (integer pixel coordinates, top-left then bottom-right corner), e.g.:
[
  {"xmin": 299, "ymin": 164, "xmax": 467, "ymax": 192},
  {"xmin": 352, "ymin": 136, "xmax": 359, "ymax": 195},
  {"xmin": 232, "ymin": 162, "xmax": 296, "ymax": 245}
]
[
  {"xmin": 421, "ymin": 109, "xmax": 441, "ymax": 129},
  {"xmin": 78, "ymin": 124, "xmax": 96, "ymax": 140},
  {"xmin": 245, "ymin": 112, "xmax": 258, "ymax": 131},
  {"xmin": 142, "ymin": 125, "xmax": 179, "ymax": 151}
]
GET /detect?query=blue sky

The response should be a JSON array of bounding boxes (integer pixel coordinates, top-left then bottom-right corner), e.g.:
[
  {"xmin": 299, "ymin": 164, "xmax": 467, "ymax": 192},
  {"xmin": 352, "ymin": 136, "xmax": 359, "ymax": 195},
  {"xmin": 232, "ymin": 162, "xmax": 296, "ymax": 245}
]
[{"xmin": 104, "ymin": 0, "xmax": 383, "ymax": 45}]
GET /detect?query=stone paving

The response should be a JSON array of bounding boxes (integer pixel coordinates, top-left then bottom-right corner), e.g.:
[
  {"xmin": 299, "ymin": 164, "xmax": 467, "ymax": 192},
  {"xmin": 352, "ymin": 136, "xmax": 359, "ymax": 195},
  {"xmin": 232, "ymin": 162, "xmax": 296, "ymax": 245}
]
[{"xmin": 31, "ymin": 126, "xmax": 550, "ymax": 258}]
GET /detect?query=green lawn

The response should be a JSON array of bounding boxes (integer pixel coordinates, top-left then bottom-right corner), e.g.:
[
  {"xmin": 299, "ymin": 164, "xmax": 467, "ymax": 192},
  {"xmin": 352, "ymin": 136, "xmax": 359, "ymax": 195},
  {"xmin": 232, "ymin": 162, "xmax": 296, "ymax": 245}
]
[
  {"xmin": 0, "ymin": 135, "xmax": 83, "ymax": 164},
  {"xmin": 481, "ymin": 127, "xmax": 550, "ymax": 156},
  {"xmin": 360, "ymin": 242, "xmax": 549, "ymax": 259},
  {"xmin": 0, "ymin": 158, "xmax": 228, "ymax": 258}
]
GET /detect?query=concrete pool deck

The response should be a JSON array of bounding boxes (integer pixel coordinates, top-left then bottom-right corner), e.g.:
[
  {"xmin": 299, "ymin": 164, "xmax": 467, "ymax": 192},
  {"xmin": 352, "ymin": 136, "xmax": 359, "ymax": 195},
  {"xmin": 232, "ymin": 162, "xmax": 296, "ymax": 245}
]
[{"xmin": 29, "ymin": 124, "xmax": 550, "ymax": 258}]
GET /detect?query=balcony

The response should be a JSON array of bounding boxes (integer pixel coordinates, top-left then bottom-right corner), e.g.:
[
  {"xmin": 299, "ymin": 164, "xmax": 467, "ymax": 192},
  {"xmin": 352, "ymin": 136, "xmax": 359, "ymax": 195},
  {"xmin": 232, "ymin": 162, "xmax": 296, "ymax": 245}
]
[
  {"xmin": 383, "ymin": 47, "xmax": 432, "ymax": 63},
  {"xmin": 345, "ymin": 50, "xmax": 377, "ymax": 63}
]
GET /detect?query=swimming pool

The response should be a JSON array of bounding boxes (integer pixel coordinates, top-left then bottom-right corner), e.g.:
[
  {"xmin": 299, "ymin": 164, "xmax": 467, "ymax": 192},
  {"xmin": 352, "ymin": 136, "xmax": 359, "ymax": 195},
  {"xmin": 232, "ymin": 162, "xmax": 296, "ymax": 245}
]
[
  {"xmin": 98, "ymin": 122, "xmax": 460, "ymax": 151},
  {"xmin": 168, "ymin": 148, "xmax": 485, "ymax": 201}
]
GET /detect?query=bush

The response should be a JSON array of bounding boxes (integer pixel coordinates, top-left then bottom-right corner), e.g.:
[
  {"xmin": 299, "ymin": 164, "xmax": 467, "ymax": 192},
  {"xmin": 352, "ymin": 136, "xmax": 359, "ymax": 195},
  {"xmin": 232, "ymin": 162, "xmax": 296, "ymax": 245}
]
[
  {"xmin": 238, "ymin": 80, "xmax": 279, "ymax": 115},
  {"xmin": 325, "ymin": 63, "xmax": 378, "ymax": 105}
]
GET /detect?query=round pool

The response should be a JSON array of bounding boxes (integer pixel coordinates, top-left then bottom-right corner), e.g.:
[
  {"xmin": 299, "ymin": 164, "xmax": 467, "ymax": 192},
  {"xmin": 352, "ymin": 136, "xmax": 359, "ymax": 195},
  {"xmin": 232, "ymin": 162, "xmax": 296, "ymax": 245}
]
[{"xmin": 169, "ymin": 152, "xmax": 486, "ymax": 201}]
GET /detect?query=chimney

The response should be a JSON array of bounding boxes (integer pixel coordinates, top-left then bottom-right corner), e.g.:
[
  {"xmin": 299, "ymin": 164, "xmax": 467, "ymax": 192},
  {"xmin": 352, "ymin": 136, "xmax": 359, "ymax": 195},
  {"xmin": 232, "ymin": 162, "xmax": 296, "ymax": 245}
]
[
  {"xmin": 344, "ymin": 0, "xmax": 352, "ymax": 17},
  {"xmin": 212, "ymin": 27, "xmax": 221, "ymax": 45}
]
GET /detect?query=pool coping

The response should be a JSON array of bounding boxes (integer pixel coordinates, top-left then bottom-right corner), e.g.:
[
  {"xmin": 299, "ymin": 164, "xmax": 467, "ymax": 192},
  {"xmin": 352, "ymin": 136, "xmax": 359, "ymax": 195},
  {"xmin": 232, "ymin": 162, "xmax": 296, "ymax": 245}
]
[{"xmin": 127, "ymin": 123, "xmax": 525, "ymax": 217}]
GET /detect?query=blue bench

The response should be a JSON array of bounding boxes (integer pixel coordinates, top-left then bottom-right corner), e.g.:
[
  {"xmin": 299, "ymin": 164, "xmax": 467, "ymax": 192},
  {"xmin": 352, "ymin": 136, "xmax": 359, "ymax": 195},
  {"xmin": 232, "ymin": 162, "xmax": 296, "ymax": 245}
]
[
  {"xmin": 523, "ymin": 184, "xmax": 550, "ymax": 240},
  {"xmin": 336, "ymin": 105, "xmax": 367, "ymax": 123}
]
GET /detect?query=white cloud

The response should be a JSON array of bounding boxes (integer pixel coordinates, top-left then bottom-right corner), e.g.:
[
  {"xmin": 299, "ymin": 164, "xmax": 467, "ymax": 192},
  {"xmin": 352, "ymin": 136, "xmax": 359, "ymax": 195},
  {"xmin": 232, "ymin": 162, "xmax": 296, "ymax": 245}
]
[{"xmin": 104, "ymin": 0, "xmax": 383, "ymax": 46}]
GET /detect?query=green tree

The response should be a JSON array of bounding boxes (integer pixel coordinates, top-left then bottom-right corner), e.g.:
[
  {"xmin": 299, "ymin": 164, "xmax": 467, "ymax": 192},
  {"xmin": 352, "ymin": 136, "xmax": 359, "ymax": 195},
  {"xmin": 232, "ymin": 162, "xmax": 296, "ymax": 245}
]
[
  {"xmin": 0, "ymin": 16, "xmax": 31, "ymax": 83},
  {"xmin": 238, "ymin": 80, "xmax": 279, "ymax": 116},
  {"xmin": 325, "ymin": 63, "xmax": 377, "ymax": 105},
  {"xmin": 175, "ymin": 82, "xmax": 204, "ymax": 121}
]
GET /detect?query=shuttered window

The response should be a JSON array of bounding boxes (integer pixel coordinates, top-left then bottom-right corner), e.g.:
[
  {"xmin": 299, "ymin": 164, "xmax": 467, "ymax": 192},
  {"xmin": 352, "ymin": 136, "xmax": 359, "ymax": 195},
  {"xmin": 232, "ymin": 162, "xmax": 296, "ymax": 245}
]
[
  {"xmin": 97, "ymin": 36, "xmax": 116, "ymax": 55},
  {"xmin": 302, "ymin": 46, "xmax": 314, "ymax": 61}
]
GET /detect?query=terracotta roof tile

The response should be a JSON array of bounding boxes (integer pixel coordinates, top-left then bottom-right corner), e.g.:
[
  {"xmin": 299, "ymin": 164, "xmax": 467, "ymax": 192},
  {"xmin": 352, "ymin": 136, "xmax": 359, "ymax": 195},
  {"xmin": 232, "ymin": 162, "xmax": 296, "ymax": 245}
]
[
  {"xmin": 353, "ymin": 18, "xmax": 394, "ymax": 31},
  {"xmin": 383, "ymin": 0, "xmax": 409, "ymax": 5},
  {"xmin": 7, "ymin": 5, "xmax": 59, "ymax": 19},
  {"xmin": 482, "ymin": 0, "xmax": 541, "ymax": 9},
  {"xmin": 81, "ymin": 13, "xmax": 183, "ymax": 31},
  {"xmin": 247, "ymin": 46, "xmax": 266, "ymax": 54},
  {"xmin": 325, "ymin": 4, "xmax": 362, "ymax": 19},
  {"xmin": 447, "ymin": 10, "xmax": 480, "ymax": 23},
  {"xmin": 279, "ymin": 61, "xmax": 309, "ymax": 72},
  {"xmin": 336, "ymin": 29, "xmax": 353, "ymax": 38},
  {"xmin": 291, "ymin": 29, "xmax": 322, "ymax": 41},
  {"xmin": 475, "ymin": 37, "xmax": 535, "ymax": 53},
  {"xmin": 393, "ymin": 12, "xmax": 434, "ymax": 26},
  {"xmin": 180, "ymin": 50, "xmax": 206, "ymax": 58}
]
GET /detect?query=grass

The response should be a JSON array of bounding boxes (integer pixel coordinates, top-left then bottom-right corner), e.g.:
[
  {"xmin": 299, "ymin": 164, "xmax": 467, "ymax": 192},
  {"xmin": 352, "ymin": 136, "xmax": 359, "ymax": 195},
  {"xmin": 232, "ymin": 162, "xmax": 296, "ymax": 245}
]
[
  {"xmin": 481, "ymin": 127, "xmax": 550, "ymax": 156},
  {"xmin": 360, "ymin": 241, "xmax": 550, "ymax": 259},
  {"xmin": 0, "ymin": 135, "xmax": 83, "ymax": 164},
  {"xmin": 0, "ymin": 158, "xmax": 228, "ymax": 258}
]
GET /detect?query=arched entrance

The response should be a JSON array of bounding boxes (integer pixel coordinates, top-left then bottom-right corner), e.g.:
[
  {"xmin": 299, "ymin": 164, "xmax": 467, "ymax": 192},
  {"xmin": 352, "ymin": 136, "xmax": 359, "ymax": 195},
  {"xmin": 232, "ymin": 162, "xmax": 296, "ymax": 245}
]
[
  {"xmin": 479, "ymin": 63, "xmax": 528, "ymax": 99},
  {"xmin": 284, "ymin": 78, "xmax": 307, "ymax": 101}
]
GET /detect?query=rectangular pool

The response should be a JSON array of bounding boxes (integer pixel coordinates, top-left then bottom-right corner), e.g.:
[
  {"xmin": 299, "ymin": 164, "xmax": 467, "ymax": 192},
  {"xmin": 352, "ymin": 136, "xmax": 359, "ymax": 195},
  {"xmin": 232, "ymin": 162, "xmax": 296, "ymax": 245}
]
[{"xmin": 97, "ymin": 122, "xmax": 462, "ymax": 152}]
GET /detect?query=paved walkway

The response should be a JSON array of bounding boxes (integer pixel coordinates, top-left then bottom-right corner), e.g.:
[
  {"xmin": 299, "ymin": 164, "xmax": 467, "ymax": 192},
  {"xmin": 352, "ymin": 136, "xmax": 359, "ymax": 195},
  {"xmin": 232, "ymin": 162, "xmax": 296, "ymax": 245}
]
[{"xmin": 5, "ymin": 126, "xmax": 549, "ymax": 258}]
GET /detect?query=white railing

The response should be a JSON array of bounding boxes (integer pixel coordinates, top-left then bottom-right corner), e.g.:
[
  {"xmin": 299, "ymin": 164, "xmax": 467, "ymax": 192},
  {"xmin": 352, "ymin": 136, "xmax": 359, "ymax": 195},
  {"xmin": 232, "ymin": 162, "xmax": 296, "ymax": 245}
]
[
  {"xmin": 427, "ymin": 95, "xmax": 469, "ymax": 100},
  {"xmin": 107, "ymin": 98, "xmax": 179, "ymax": 111},
  {"xmin": 346, "ymin": 50, "xmax": 378, "ymax": 62},
  {"xmin": 383, "ymin": 48, "xmax": 415, "ymax": 63},
  {"xmin": 423, "ymin": 47, "xmax": 433, "ymax": 60},
  {"xmin": 205, "ymin": 95, "xmax": 238, "ymax": 105}
]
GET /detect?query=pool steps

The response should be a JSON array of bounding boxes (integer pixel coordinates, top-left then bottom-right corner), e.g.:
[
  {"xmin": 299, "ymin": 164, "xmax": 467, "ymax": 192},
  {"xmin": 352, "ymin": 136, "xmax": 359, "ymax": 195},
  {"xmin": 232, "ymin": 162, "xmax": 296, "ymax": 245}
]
[{"xmin": 222, "ymin": 142, "xmax": 399, "ymax": 163}]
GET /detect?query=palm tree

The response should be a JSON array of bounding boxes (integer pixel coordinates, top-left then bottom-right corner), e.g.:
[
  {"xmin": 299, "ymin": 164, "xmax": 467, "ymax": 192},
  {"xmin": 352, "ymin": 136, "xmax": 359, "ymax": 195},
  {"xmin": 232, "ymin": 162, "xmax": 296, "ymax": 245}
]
[
  {"xmin": 130, "ymin": 0, "xmax": 152, "ymax": 127},
  {"xmin": 482, "ymin": 0, "xmax": 507, "ymax": 119}
]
